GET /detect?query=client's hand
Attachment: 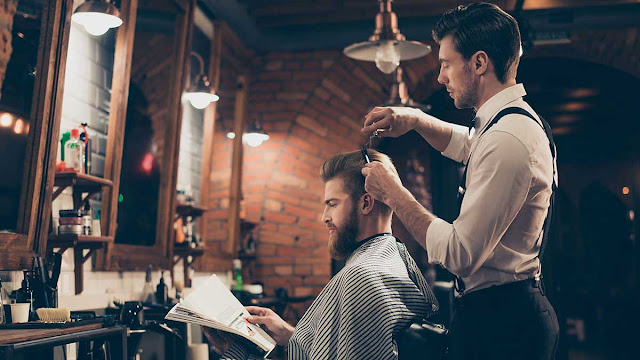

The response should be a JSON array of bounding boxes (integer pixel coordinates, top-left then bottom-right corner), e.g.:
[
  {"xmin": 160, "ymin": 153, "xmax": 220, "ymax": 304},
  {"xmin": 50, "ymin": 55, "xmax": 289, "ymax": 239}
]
[
  {"xmin": 245, "ymin": 306, "xmax": 295, "ymax": 346},
  {"xmin": 202, "ymin": 326, "xmax": 234, "ymax": 354}
]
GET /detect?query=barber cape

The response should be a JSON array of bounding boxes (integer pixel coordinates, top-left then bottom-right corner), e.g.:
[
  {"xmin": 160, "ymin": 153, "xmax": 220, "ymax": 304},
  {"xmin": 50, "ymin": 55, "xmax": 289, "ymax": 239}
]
[{"xmin": 223, "ymin": 234, "xmax": 438, "ymax": 360}]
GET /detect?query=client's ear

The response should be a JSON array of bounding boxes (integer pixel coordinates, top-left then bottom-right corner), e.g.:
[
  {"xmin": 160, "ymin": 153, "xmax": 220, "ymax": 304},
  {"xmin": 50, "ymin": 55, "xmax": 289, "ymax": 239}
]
[{"xmin": 361, "ymin": 193, "xmax": 375, "ymax": 215}]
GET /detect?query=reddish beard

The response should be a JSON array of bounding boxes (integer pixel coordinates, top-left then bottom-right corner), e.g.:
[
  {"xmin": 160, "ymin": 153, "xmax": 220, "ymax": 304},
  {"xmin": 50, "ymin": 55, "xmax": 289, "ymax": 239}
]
[{"xmin": 328, "ymin": 205, "xmax": 360, "ymax": 260}]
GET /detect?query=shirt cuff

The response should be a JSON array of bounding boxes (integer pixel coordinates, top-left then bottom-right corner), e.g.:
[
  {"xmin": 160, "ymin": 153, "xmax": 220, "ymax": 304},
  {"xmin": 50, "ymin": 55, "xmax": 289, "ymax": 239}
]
[
  {"xmin": 426, "ymin": 218, "xmax": 453, "ymax": 265},
  {"xmin": 441, "ymin": 124, "xmax": 470, "ymax": 163}
]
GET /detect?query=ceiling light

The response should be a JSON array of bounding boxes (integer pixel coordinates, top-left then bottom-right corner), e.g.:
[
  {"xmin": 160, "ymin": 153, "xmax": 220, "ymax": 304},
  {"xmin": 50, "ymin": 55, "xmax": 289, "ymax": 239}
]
[
  {"xmin": 72, "ymin": 0, "xmax": 123, "ymax": 36},
  {"xmin": 343, "ymin": 0, "xmax": 431, "ymax": 74}
]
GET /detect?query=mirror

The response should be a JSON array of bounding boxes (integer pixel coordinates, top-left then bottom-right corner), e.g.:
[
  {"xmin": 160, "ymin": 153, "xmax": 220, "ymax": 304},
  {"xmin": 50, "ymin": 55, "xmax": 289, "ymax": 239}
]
[
  {"xmin": 0, "ymin": 0, "xmax": 72, "ymax": 269},
  {"xmin": 114, "ymin": 0, "xmax": 190, "ymax": 246},
  {"xmin": 103, "ymin": 0, "xmax": 193, "ymax": 269},
  {"xmin": 0, "ymin": 0, "xmax": 44, "ymax": 232}
]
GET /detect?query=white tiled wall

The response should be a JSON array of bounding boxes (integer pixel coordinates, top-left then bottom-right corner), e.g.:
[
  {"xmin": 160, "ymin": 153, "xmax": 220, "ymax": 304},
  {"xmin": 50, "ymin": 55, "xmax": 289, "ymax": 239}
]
[{"xmin": 177, "ymin": 104, "xmax": 204, "ymax": 204}]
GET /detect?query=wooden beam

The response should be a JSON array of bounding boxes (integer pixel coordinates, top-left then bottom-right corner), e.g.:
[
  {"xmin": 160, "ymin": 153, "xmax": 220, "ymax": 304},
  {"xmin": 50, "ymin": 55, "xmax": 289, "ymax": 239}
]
[
  {"xmin": 226, "ymin": 74, "xmax": 249, "ymax": 255},
  {"xmin": 99, "ymin": 0, "xmax": 138, "ymax": 267},
  {"xmin": 199, "ymin": 21, "xmax": 223, "ymax": 243}
]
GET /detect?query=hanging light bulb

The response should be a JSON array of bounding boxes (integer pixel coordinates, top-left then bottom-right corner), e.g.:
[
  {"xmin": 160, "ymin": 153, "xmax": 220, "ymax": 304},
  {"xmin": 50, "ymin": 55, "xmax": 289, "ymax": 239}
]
[
  {"xmin": 183, "ymin": 52, "xmax": 219, "ymax": 109},
  {"xmin": 244, "ymin": 120, "xmax": 269, "ymax": 147},
  {"xmin": 375, "ymin": 41, "xmax": 400, "ymax": 74},
  {"xmin": 72, "ymin": 0, "xmax": 123, "ymax": 36},
  {"xmin": 244, "ymin": 132, "xmax": 269, "ymax": 147},
  {"xmin": 344, "ymin": 0, "xmax": 430, "ymax": 74}
]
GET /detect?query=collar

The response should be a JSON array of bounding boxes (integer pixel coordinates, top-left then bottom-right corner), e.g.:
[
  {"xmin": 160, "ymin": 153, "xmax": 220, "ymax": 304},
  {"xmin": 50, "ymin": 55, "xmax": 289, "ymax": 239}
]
[
  {"xmin": 474, "ymin": 84, "xmax": 527, "ymax": 134},
  {"xmin": 346, "ymin": 233, "xmax": 393, "ymax": 262}
]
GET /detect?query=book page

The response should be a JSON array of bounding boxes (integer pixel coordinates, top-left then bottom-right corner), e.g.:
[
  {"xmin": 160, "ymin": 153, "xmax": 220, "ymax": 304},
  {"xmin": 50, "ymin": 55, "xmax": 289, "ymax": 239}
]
[{"xmin": 173, "ymin": 274, "xmax": 276, "ymax": 353}]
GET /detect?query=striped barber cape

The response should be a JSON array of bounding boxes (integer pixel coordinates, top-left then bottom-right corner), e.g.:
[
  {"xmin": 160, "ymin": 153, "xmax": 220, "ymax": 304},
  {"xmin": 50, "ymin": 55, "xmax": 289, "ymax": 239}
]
[{"xmin": 222, "ymin": 234, "xmax": 439, "ymax": 360}]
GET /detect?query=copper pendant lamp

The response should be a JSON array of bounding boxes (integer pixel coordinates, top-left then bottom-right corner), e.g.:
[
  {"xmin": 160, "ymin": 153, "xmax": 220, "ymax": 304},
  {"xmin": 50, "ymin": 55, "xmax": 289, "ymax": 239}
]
[{"xmin": 343, "ymin": 0, "xmax": 431, "ymax": 74}]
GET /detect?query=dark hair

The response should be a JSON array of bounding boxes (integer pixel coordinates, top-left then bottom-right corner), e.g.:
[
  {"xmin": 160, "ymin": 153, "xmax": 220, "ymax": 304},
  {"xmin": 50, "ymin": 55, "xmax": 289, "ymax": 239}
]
[
  {"xmin": 320, "ymin": 149, "xmax": 397, "ymax": 217},
  {"xmin": 432, "ymin": 2, "xmax": 521, "ymax": 83}
]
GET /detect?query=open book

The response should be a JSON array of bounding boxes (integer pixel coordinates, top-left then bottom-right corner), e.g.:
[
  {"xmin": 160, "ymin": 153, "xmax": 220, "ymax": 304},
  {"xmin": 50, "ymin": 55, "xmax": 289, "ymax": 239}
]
[{"xmin": 165, "ymin": 274, "xmax": 276, "ymax": 358}]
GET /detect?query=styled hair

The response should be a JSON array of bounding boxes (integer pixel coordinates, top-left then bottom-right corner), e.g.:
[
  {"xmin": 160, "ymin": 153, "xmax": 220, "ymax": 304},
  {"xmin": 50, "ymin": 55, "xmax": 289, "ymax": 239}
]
[
  {"xmin": 320, "ymin": 149, "xmax": 398, "ymax": 217},
  {"xmin": 432, "ymin": 2, "xmax": 521, "ymax": 83}
]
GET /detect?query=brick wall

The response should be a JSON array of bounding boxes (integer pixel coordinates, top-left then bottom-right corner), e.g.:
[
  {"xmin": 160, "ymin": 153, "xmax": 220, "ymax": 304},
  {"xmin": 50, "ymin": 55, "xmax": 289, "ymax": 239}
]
[{"xmin": 201, "ymin": 51, "xmax": 394, "ymax": 304}]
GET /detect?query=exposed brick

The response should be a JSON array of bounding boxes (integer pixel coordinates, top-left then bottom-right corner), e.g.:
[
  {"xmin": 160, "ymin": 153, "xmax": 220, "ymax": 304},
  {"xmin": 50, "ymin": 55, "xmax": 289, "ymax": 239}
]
[
  {"xmin": 277, "ymin": 246, "xmax": 314, "ymax": 257},
  {"xmin": 321, "ymin": 79, "xmax": 351, "ymax": 102},
  {"xmin": 275, "ymin": 265, "xmax": 293, "ymax": 275},
  {"xmin": 264, "ymin": 199, "xmax": 282, "ymax": 212},
  {"xmin": 260, "ymin": 232, "xmax": 297, "ymax": 246},
  {"xmin": 294, "ymin": 264, "xmax": 313, "ymax": 276},
  {"xmin": 313, "ymin": 87, "xmax": 331, "ymax": 101},
  {"xmin": 264, "ymin": 211, "xmax": 298, "ymax": 224},
  {"xmin": 284, "ymin": 204, "xmax": 319, "ymax": 221},
  {"xmin": 312, "ymin": 264, "xmax": 332, "ymax": 276},
  {"xmin": 277, "ymin": 92, "xmax": 308, "ymax": 101},
  {"xmin": 303, "ymin": 276, "xmax": 331, "ymax": 286},
  {"xmin": 265, "ymin": 60, "xmax": 283, "ymax": 71},
  {"xmin": 259, "ymin": 71, "xmax": 292, "ymax": 81}
]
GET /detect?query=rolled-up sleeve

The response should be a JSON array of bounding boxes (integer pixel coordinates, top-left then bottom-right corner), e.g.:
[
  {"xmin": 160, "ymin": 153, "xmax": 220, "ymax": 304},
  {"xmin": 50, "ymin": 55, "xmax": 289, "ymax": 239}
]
[
  {"xmin": 441, "ymin": 123, "xmax": 472, "ymax": 164},
  {"xmin": 426, "ymin": 130, "xmax": 532, "ymax": 278}
]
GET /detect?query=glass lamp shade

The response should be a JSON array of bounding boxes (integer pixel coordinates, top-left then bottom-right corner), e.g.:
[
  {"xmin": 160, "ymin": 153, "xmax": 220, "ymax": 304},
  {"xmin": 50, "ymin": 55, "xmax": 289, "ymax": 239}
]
[
  {"xmin": 344, "ymin": 40, "xmax": 431, "ymax": 73},
  {"xmin": 72, "ymin": 1, "xmax": 123, "ymax": 36},
  {"xmin": 184, "ymin": 75, "xmax": 219, "ymax": 109},
  {"xmin": 244, "ymin": 132, "xmax": 269, "ymax": 147}
]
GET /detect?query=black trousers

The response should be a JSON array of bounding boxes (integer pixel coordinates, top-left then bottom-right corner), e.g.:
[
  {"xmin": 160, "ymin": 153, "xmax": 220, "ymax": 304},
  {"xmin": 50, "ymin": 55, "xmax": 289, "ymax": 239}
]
[{"xmin": 448, "ymin": 279, "xmax": 559, "ymax": 360}]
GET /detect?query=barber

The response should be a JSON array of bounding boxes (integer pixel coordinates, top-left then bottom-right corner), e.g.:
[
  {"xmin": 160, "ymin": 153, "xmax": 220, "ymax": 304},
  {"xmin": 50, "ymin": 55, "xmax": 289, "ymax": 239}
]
[{"xmin": 360, "ymin": 3, "xmax": 559, "ymax": 359}]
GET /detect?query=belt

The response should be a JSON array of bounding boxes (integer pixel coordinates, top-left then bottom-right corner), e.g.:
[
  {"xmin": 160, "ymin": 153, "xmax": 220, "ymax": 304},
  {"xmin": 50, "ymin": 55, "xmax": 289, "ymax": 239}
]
[{"xmin": 454, "ymin": 278, "xmax": 545, "ymax": 309}]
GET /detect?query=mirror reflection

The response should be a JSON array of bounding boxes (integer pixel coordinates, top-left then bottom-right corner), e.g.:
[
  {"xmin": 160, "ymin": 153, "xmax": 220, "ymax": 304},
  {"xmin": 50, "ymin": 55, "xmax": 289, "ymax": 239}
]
[
  {"xmin": 115, "ymin": 0, "xmax": 184, "ymax": 246},
  {"xmin": 0, "ymin": 0, "xmax": 42, "ymax": 232}
]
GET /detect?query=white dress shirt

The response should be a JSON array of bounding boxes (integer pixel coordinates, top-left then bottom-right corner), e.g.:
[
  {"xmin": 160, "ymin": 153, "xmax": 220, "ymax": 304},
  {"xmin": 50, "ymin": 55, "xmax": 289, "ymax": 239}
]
[{"xmin": 426, "ymin": 84, "xmax": 556, "ymax": 294}]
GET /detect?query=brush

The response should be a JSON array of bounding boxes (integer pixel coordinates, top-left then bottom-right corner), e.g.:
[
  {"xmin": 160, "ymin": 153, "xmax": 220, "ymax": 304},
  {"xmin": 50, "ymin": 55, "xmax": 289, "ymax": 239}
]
[{"xmin": 36, "ymin": 308, "xmax": 71, "ymax": 323}]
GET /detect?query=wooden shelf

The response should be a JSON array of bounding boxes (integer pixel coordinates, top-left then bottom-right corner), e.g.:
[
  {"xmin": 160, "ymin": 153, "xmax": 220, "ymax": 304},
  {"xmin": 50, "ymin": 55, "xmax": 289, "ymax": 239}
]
[
  {"xmin": 172, "ymin": 246, "xmax": 205, "ymax": 288},
  {"xmin": 47, "ymin": 234, "xmax": 113, "ymax": 295},
  {"xmin": 54, "ymin": 172, "xmax": 113, "ymax": 188},
  {"xmin": 175, "ymin": 204, "xmax": 208, "ymax": 218},
  {"xmin": 173, "ymin": 246, "xmax": 204, "ymax": 257},
  {"xmin": 48, "ymin": 234, "xmax": 113, "ymax": 250},
  {"xmin": 52, "ymin": 173, "xmax": 113, "ymax": 210}
]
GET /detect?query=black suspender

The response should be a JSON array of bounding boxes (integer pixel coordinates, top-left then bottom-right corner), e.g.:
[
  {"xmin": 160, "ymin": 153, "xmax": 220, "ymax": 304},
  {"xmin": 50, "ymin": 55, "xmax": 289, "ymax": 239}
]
[{"xmin": 454, "ymin": 107, "xmax": 557, "ymax": 295}]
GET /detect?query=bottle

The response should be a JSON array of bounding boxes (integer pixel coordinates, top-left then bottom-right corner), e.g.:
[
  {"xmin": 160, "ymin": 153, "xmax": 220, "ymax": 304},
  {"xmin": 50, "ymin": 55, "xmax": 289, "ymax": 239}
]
[
  {"xmin": 60, "ymin": 131, "xmax": 70, "ymax": 161},
  {"xmin": 64, "ymin": 129, "xmax": 84, "ymax": 173},
  {"xmin": 155, "ymin": 271, "xmax": 168, "ymax": 304},
  {"xmin": 0, "ymin": 279, "xmax": 5, "ymax": 324},
  {"xmin": 233, "ymin": 259, "xmax": 243, "ymax": 291},
  {"xmin": 79, "ymin": 123, "xmax": 92, "ymax": 174},
  {"xmin": 141, "ymin": 265, "xmax": 155, "ymax": 303}
]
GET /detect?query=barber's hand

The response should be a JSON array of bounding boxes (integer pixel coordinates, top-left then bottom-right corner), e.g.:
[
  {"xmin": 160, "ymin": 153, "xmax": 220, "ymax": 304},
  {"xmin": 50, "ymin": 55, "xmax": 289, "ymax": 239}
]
[
  {"xmin": 202, "ymin": 326, "xmax": 235, "ymax": 354},
  {"xmin": 362, "ymin": 106, "xmax": 422, "ymax": 138},
  {"xmin": 245, "ymin": 306, "xmax": 295, "ymax": 346},
  {"xmin": 361, "ymin": 161, "xmax": 405, "ymax": 207}
]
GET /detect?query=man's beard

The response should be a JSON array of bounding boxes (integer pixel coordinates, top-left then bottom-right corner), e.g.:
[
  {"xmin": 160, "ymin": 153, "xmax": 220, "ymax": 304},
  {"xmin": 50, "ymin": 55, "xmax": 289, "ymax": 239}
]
[
  {"xmin": 328, "ymin": 205, "xmax": 360, "ymax": 260},
  {"xmin": 453, "ymin": 63, "xmax": 479, "ymax": 109}
]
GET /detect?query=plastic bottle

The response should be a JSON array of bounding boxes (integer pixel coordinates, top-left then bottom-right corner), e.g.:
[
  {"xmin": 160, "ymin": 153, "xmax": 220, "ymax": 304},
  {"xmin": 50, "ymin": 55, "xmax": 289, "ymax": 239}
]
[
  {"xmin": 60, "ymin": 131, "xmax": 70, "ymax": 161},
  {"xmin": 233, "ymin": 259, "xmax": 243, "ymax": 291},
  {"xmin": 64, "ymin": 129, "xmax": 84, "ymax": 173}
]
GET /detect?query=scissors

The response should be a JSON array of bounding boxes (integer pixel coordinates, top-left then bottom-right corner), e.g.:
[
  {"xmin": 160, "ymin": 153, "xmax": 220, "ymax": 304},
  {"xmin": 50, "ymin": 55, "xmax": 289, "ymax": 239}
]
[{"xmin": 360, "ymin": 146, "xmax": 371, "ymax": 164}]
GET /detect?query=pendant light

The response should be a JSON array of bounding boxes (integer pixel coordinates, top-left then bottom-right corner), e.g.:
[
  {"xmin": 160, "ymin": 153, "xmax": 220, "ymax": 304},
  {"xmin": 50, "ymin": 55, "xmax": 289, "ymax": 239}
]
[
  {"xmin": 72, "ymin": 0, "xmax": 123, "ymax": 36},
  {"xmin": 226, "ymin": 120, "xmax": 269, "ymax": 148},
  {"xmin": 183, "ymin": 52, "xmax": 219, "ymax": 109},
  {"xmin": 343, "ymin": 0, "xmax": 431, "ymax": 74}
]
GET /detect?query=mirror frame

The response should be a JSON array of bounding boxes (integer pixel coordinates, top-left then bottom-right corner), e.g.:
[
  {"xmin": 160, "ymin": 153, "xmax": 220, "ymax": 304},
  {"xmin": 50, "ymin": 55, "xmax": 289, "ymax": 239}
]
[
  {"xmin": 98, "ymin": 0, "xmax": 196, "ymax": 270},
  {"xmin": 0, "ymin": 0, "xmax": 73, "ymax": 270}
]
